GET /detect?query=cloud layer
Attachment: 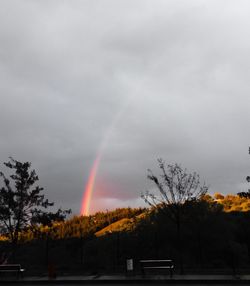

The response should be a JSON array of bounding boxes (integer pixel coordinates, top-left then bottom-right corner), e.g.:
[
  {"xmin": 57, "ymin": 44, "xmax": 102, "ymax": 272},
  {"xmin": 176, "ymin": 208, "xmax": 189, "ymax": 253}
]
[{"xmin": 1, "ymin": 0, "xmax": 250, "ymax": 214}]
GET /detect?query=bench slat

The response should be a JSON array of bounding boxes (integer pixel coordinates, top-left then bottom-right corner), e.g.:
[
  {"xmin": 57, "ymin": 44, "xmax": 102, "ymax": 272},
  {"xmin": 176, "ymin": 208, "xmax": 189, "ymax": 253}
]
[
  {"xmin": 143, "ymin": 265, "xmax": 174, "ymax": 268},
  {"xmin": 140, "ymin": 260, "xmax": 172, "ymax": 262},
  {"xmin": 140, "ymin": 259, "xmax": 174, "ymax": 277}
]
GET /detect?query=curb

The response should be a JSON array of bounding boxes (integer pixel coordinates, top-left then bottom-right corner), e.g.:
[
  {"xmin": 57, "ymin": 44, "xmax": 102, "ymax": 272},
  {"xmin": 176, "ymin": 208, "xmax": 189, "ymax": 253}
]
[{"xmin": 1, "ymin": 278, "xmax": 250, "ymax": 284}]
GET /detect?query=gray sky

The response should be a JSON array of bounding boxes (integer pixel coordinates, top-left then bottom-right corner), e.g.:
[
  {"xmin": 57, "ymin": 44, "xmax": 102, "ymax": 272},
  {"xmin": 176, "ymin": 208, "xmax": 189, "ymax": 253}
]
[{"xmin": 1, "ymin": 0, "xmax": 250, "ymax": 215}]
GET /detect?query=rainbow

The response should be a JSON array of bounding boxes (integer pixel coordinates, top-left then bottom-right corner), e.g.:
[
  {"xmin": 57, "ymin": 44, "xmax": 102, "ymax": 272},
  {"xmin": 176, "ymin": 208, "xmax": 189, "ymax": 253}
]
[
  {"xmin": 80, "ymin": 62, "xmax": 160, "ymax": 216},
  {"xmin": 80, "ymin": 97, "xmax": 137, "ymax": 216},
  {"xmin": 80, "ymin": 154, "xmax": 101, "ymax": 216}
]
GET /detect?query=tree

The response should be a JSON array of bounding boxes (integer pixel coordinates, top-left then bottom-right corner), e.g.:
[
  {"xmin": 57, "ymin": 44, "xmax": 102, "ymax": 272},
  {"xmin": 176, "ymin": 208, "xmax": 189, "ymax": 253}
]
[
  {"xmin": 0, "ymin": 157, "xmax": 71, "ymax": 245},
  {"xmin": 238, "ymin": 149, "xmax": 250, "ymax": 199},
  {"xmin": 237, "ymin": 177, "xmax": 250, "ymax": 199},
  {"xmin": 142, "ymin": 159, "xmax": 208, "ymax": 273}
]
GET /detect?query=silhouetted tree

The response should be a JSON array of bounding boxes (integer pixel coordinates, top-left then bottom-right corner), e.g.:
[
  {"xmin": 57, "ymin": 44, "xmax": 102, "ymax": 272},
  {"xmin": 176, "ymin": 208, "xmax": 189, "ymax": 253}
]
[
  {"xmin": 0, "ymin": 157, "xmax": 70, "ymax": 246},
  {"xmin": 238, "ymin": 150, "xmax": 250, "ymax": 199},
  {"xmin": 237, "ymin": 190, "xmax": 250, "ymax": 199},
  {"xmin": 142, "ymin": 159, "xmax": 208, "ymax": 273}
]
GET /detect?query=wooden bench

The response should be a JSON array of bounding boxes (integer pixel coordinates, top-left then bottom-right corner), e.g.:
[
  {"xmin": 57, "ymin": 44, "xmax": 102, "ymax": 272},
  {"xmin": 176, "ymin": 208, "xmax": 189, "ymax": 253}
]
[
  {"xmin": 140, "ymin": 259, "xmax": 174, "ymax": 277},
  {"xmin": 0, "ymin": 264, "xmax": 25, "ymax": 279}
]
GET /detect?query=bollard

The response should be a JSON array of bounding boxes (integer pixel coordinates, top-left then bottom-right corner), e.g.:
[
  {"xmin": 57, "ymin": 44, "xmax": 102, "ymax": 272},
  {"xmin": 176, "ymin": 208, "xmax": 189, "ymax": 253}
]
[{"xmin": 48, "ymin": 263, "xmax": 57, "ymax": 280}]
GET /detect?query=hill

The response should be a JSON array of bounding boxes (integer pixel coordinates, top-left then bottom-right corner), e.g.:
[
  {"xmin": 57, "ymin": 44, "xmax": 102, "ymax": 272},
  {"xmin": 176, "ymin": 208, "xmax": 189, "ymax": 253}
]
[{"xmin": 95, "ymin": 213, "xmax": 146, "ymax": 237}]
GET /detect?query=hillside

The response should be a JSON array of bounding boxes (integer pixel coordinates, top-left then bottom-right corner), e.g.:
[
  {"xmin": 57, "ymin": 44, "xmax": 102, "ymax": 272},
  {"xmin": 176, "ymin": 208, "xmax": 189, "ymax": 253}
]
[
  {"xmin": 95, "ymin": 213, "xmax": 146, "ymax": 237},
  {"xmin": 95, "ymin": 218, "xmax": 133, "ymax": 236},
  {"xmin": 205, "ymin": 193, "xmax": 250, "ymax": 212}
]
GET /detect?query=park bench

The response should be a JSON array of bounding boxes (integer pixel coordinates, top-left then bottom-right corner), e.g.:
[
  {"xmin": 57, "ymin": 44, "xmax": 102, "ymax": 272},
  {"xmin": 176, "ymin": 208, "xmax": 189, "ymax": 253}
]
[
  {"xmin": 0, "ymin": 264, "xmax": 25, "ymax": 279},
  {"xmin": 140, "ymin": 259, "xmax": 174, "ymax": 277}
]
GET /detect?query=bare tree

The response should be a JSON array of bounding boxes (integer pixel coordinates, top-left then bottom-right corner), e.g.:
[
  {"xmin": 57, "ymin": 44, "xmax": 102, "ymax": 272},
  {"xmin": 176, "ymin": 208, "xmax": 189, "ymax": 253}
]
[{"xmin": 142, "ymin": 159, "xmax": 208, "ymax": 273}]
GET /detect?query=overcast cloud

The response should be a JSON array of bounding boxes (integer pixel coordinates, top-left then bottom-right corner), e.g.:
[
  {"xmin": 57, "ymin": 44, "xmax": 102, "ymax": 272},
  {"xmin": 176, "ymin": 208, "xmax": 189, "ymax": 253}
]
[{"xmin": 1, "ymin": 0, "xmax": 250, "ymax": 214}]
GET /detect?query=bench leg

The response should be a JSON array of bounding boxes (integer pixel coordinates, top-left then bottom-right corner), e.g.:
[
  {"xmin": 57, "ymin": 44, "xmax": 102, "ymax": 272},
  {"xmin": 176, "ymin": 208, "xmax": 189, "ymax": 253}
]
[{"xmin": 170, "ymin": 268, "xmax": 173, "ymax": 278}]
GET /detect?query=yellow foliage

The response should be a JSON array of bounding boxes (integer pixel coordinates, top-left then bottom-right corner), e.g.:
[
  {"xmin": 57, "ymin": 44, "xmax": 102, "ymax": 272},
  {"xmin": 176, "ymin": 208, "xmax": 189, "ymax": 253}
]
[
  {"xmin": 0, "ymin": 235, "xmax": 8, "ymax": 241},
  {"xmin": 201, "ymin": 194, "xmax": 214, "ymax": 202},
  {"xmin": 214, "ymin": 193, "xmax": 224, "ymax": 200},
  {"xmin": 95, "ymin": 218, "xmax": 134, "ymax": 237},
  {"xmin": 213, "ymin": 193, "xmax": 250, "ymax": 212}
]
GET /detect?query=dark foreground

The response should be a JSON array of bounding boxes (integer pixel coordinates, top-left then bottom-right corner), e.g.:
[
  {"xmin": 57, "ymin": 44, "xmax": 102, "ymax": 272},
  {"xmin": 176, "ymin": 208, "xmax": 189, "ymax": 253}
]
[
  {"xmin": 1, "ymin": 274, "xmax": 250, "ymax": 285},
  {"xmin": 1, "ymin": 284, "xmax": 249, "ymax": 286}
]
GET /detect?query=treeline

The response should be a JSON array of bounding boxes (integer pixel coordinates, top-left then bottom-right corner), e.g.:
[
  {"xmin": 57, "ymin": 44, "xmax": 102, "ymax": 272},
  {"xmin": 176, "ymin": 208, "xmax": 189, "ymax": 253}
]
[
  {"xmin": 17, "ymin": 192, "xmax": 250, "ymax": 242},
  {"xmin": 18, "ymin": 207, "xmax": 145, "ymax": 241},
  {"xmin": 1, "ymin": 193, "xmax": 250, "ymax": 275}
]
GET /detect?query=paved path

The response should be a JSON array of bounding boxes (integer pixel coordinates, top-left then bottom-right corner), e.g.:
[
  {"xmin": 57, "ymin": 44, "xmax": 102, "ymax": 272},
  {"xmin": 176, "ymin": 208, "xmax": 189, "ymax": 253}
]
[
  {"xmin": 1, "ymin": 284, "xmax": 247, "ymax": 286},
  {"xmin": 1, "ymin": 274, "xmax": 250, "ymax": 285}
]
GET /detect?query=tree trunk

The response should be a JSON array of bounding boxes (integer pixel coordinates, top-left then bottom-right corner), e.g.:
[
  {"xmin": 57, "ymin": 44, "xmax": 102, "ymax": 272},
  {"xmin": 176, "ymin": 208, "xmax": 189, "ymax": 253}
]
[
  {"xmin": 45, "ymin": 234, "xmax": 49, "ymax": 266},
  {"xmin": 10, "ymin": 241, "xmax": 17, "ymax": 263},
  {"xmin": 176, "ymin": 216, "xmax": 184, "ymax": 274}
]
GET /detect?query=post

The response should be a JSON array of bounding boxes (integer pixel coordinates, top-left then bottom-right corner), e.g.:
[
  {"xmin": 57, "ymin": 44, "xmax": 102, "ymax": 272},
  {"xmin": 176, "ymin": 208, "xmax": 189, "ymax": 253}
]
[{"xmin": 126, "ymin": 258, "xmax": 134, "ymax": 276}]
